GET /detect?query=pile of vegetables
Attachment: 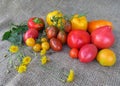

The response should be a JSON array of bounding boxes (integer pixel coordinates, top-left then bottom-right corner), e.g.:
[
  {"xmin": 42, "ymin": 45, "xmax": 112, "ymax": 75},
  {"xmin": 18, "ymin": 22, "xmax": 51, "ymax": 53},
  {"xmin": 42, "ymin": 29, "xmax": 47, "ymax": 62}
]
[{"xmin": 2, "ymin": 10, "xmax": 116, "ymax": 68}]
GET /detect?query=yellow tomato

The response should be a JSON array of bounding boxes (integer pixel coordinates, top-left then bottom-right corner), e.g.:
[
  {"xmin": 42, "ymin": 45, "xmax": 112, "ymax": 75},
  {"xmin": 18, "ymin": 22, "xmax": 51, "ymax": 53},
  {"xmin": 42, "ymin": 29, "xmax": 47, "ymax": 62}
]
[
  {"xmin": 46, "ymin": 10, "xmax": 65, "ymax": 28},
  {"xmin": 97, "ymin": 49, "xmax": 116, "ymax": 66},
  {"xmin": 41, "ymin": 41, "xmax": 50, "ymax": 50},
  {"xmin": 71, "ymin": 14, "xmax": 88, "ymax": 31},
  {"xmin": 33, "ymin": 43, "xmax": 41, "ymax": 52},
  {"xmin": 25, "ymin": 38, "xmax": 35, "ymax": 47},
  {"xmin": 41, "ymin": 37, "xmax": 47, "ymax": 42}
]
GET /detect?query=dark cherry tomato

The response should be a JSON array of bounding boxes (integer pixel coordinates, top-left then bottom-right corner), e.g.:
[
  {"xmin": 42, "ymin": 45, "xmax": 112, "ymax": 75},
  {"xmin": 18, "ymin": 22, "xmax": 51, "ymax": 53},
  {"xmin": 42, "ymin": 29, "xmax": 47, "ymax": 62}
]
[
  {"xmin": 57, "ymin": 30, "xmax": 67, "ymax": 44},
  {"xmin": 64, "ymin": 20, "xmax": 72, "ymax": 33},
  {"xmin": 28, "ymin": 17, "xmax": 44, "ymax": 31},
  {"xmin": 46, "ymin": 26, "xmax": 58, "ymax": 39},
  {"xmin": 78, "ymin": 44, "xmax": 98, "ymax": 63},
  {"xmin": 50, "ymin": 38, "xmax": 62, "ymax": 51},
  {"xmin": 23, "ymin": 29, "xmax": 39, "ymax": 42},
  {"xmin": 69, "ymin": 48, "xmax": 79, "ymax": 59}
]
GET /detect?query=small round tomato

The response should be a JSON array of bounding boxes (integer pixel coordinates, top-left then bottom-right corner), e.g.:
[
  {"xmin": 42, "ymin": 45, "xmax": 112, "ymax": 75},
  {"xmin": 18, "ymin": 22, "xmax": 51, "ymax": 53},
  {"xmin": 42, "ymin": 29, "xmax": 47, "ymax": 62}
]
[
  {"xmin": 25, "ymin": 38, "xmax": 35, "ymax": 47},
  {"xmin": 96, "ymin": 49, "xmax": 116, "ymax": 66},
  {"xmin": 88, "ymin": 20, "xmax": 113, "ymax": 33},
  {"xmin": 64, "ymin": 20, "xmax": 72, "ymax": 33},
  {"xmin": 41, "ymin": 41, "xmax": 50, "ymax": 51},
  {"xmin": 33, "ymin": 43, "xmax": 41, "ymax": 52},
  {"xmin": 69, "ymin": 48, "xmax": 79, "ymax": 59},
  {"xmin": 50, "ymin": 38, "xmax": 62, "ymax": 51},
  {"xmin": 40, "ymin": 37, "xmax": 47, "ymax": 42},
  {"xmin": 78, "ymin": 44, "xmax": 98, "ymax": 63},
  {"xmin": 46, "ymin": 26, "xmax": 58, "ymax": 39},
  {"xmin": 57, "ymin": 30, "xmax": 67, "ymax": 44}
]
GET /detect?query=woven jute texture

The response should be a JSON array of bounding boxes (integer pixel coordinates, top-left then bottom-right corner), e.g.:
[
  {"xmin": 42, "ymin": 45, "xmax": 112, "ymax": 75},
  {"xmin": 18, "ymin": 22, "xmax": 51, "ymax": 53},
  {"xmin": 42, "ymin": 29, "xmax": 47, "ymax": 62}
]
[{"xmin": 0, "ymin": 0, "xmax": 120, "ymax": 86}]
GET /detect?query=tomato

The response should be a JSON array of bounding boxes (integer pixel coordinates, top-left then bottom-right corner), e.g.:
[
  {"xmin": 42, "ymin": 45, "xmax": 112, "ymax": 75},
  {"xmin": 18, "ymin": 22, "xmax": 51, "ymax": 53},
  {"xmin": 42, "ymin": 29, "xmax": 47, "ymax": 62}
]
[
  {"xmin": 67, "ymin": 30, "xmax": 91, "ymax": 49},
  {"xmin": 41, "ymin": 41, "xmax": 50, "ymax": 51},
  {"xmin": 69, "ymin": 48, "xmax": 79, "ymax": 59},
  {"xmin": 46, "ymin": 26, "xmax": 58, "ymax": 39},
  {"xmin": 64, "ymin": 20, "xmax": 72, "ymax": 33},
  {"xmin": 28, "ymin": 17, "xmax": 45, "ymax": 31},
  {"xmin": 88, "ymin": 20, "xmax": 113, "ymax": 33},
  {"xmin": 57, "ymin": 30, "xmax": 67, "ymax": 44},
  {"xmin": 91, "ymin": 26, "xmax": 115, "ymax": 49},
  {"xmin": 46, "ymin": 10, "xmax": 65, "ymax": 28},
  {"xmin": 96, "ymin": 49, "xmax": 116, "ymax": 66},
  {"xmin": 50, "ymin": 38, "xmax": 62, "ymax": 51},
  {"xmin": 78, "ymin": 44, "xmax": 98, "ymax": 63},
  {"xmin": 25, "ymin": 38, "xmax": 35, "ymax": 47},
  {"xmin": 33, "ymin": 43, "xmax": 41, "ymax": 52},
  {"xmin": 71, "ymin": 14, "xmax": 88, "ymax": 31},
  {"xmin": 40, "ymin": 37, "xmax": 47, "ymax": 42},
  {"xmin": 23, "ymin": 29, "xmax": 39, "ymax": 42}
]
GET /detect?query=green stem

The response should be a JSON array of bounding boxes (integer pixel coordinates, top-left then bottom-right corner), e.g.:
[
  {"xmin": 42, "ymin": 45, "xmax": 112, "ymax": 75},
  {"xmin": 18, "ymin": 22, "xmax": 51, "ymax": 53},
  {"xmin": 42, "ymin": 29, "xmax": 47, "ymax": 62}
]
[{"xmin": 33, "ymin": 18, "xmax": 41, "ymax": 24}]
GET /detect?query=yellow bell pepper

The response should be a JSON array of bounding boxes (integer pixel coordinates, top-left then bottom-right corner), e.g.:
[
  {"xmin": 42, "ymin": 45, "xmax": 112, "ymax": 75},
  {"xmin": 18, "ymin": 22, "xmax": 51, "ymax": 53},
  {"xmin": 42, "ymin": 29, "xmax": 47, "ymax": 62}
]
[
  {"xmin": 46, "ymin": 10, "xmax": 65, "ymax": 28},
  {"xmin": 71, "ymin": 14, "xmax": 88, "ymax": 31}
]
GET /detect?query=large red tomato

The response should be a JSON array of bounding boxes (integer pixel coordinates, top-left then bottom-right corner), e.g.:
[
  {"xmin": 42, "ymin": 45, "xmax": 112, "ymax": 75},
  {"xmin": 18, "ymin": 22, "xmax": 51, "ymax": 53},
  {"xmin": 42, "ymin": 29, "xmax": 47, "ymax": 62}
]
[
  {"xmin": 91, "ymin": 26, "xmax": 115, "ymax": 49},
  {"xmin": 78, "ymin": 44, "xmax": 98, "ymax": 63},
  {"xmin": 67, "ymin": 30, "xmax": 91, "ymax": 49}
]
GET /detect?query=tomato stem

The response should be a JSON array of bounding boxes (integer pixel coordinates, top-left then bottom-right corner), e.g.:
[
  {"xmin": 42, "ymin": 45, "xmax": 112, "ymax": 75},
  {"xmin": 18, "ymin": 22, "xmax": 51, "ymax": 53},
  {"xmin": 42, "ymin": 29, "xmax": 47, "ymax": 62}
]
[{"xmin": 33, "ymin": 18, "xmax": 41, "ymax": 24}]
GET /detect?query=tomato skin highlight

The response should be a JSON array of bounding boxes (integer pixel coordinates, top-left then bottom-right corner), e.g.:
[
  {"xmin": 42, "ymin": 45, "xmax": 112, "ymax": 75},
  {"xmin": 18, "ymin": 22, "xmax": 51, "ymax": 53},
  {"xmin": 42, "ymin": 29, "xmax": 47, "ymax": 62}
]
[
  {"xmin": 78, "ymin": 44, "xmax": 98, "ymax": 63},
  {"xmin": 67, "ymin": 30, "xmax": 91, "ymax": 49},
  {"xmin": 91, "ymin": 26, "xmax": 115, "ymax": 49}
]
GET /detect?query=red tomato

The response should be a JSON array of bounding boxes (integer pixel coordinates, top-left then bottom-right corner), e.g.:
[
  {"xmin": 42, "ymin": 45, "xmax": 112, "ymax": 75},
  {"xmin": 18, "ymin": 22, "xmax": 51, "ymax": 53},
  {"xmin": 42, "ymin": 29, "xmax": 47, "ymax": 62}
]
[
  {"xmin": 23, "ymin": 29, "xmax": 39, "ymax": 42},
  {"xmin": 50, "ymin": 38, "xmax": 62, "ymax": 51},
  {"xmin": 28, "ymin": 17, "xmax": 44, "ymax": 31},
  {"xmin": 78, "ymin": 44, "xmax": 98, "ymax": 63},
  {"xmin": 67, "ymin": 30, "xmax": 91, "ymax": 49},
  {"xmin": 69, "ymin": 48, "xmax": 79, "ymax": 59},
  {"xmin": 91, "ymin": 26, "xmax": 115, "ymax": 49},
  {"xmin": 57, "ymin": 30, "xmax": 67, "ymax": 44},
  {"xmin": 46, "ymin": 26, "xmax": 58, "ymax": 39},
  {"xmin": 64, "ymin": 20, "xmax": 72, "ymax": 33}
]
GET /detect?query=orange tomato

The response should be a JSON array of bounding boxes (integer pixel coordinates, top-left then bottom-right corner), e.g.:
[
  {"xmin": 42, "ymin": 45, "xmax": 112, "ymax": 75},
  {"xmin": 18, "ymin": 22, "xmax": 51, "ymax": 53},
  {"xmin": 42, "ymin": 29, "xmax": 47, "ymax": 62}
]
[
  {"xmin": 96, "ymin": 49, "xmax": 116, "ymax": 66},
  {"xmin": 88, "ymin": 20, "xmax": 113, "ymax": 33},
  {"xmin": 33, "ymin": 43, "xmax": 41, "ymax": 52},
  {"xmin": 25, "ymin": 38, "xmax": 35, "ymax": 47}
]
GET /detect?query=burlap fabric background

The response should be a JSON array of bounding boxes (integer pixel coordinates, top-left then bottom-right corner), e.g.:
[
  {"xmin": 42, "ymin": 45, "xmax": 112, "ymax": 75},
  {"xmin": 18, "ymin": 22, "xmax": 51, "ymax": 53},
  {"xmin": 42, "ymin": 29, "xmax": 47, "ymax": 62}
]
[{"xmin": 0, "ymin": 0, "xmax": 120, "ymax": 86}]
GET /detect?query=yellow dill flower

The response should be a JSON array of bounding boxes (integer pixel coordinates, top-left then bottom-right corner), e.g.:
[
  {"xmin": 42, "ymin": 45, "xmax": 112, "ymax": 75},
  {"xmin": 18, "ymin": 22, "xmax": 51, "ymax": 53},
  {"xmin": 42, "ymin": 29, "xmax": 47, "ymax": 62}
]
[
  {"xmin": 40, "ymin": 55, "xmax": 49, "ymax": 65},
  {"xmin": 9, "ymin": 45, "xmax": 19, "ymax": 53},
  {"xmin": 40, "ymin": 49, "xmax": 46, "ymax": 56},
  {"xmin": 22, "ymin": 56, "xmax": 31, "ymax": 65},
  {"xmin": 67, "ymin": 69, "xmax": 74, "ymax": 82},
  {"xmin": 17, "ymin": 65, "xmax": 27, "ymax": 73}
]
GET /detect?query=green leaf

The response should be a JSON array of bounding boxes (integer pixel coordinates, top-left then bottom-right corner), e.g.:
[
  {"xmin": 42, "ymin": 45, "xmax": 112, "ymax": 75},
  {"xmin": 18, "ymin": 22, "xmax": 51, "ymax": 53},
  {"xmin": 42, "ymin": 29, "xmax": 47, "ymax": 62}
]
[{"xmin": 2, "ymin": 30, "xmax": 11, "ymax": 40}]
